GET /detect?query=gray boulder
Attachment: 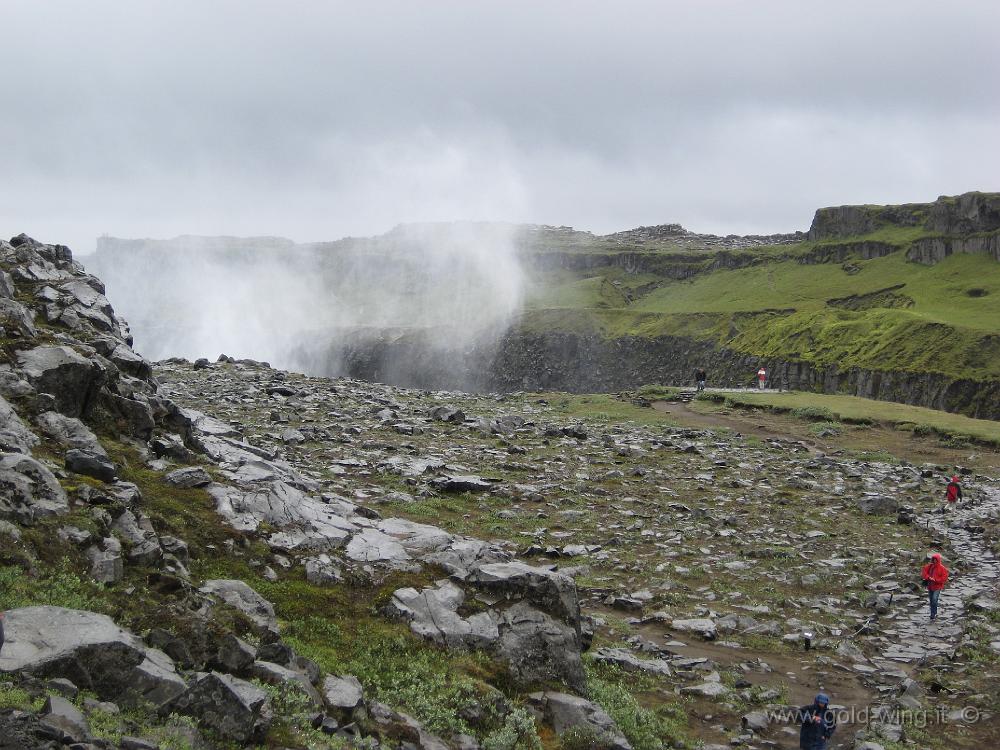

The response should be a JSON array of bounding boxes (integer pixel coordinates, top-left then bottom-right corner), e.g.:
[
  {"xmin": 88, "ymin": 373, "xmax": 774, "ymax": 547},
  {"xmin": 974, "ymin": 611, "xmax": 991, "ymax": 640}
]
[
  {"xmin": 65, "ymin": 448, "xmax": 117, "ymax": 482},
  {"xmin": 345, "ymin": 528, "xmax": 411, "ymax": 564},
  {"xmin": 86, "ymin": 537, "xmax": 124, "ymax": 584},
  {"xmin": 496, "ymin": 601, "xmax": 586, "ymax": 692},
  {"xmin": 249, "ymin": 660, "xmax": 321, "ymax": 707},
  {"xmin": 389, "ymin": 580, "xmax": 499, "ymax": 649},
  {"xmin": 529, "ymin": 692, "xmax": 631, "ymax": 750},
  {"xmin": 428, "ymin": 405, "xmax": 465, "ymax": 423},
  {"xmin": 0, "ymin": 452, "xmax": 69, "ymax": 523},
  {"xmin": 215, "ymin": 634, "xmax": 257, "ymax": 674},
  {"xmin": 858, "ymin": 494, "xmax": 900, "ymax": 515},
  {"xmin": 430, "ymin": 474, "xmax": 495, "ymax": 493},
  {"xmin": 0, "ymin": 297, "xmax": 37, "ymax": 338},
  {"xmin": 369, "ymin": 701, "xmax": 450, "ymax": 750},
  {"xmin": 165, "ymin": 466, "xmax": 212, "ymax": 488},
  {"xmin": 207, "ymin": 482, "xmax": 356, "ymax": 549},
  {"xmin": 15, "ymin": 346, "xmax": 101, "ymax": 417},
  {"xmin": 200, "ymin": 579, "xmax": 278, "ymax": 632},
  {"xmin": 670, "ymin": 617, "xmax": 718, "ymax": 640},
  {"xmin": 35, "ymin": 411, "xmax": 107, "ymax": 456},
  {"xmin": 742, "ymin": 710, "xmax": 770, "ymax": 732},
  {"xmin": 165, "ymin": 672, "xmax": 272, "ymax": 744},
  {"xmin": 321, "ymin": 674, "xmax": 364, "ymax": 713},
  {"xmin": 0, "ymin": 395, "xmax": 39, "ymax": 454},
  {"xmin": 592, "ymin": 647, "xmax": 671, "ymax": 676},
  {"xmin": 40, "ymin": 695, "xmax": 90, "ymax": 744},
  {"xmin": 0, "ymin": 606, "xmax": 186, "ymax": 707},
  {"xmin": 466, "ymin": 561, "xmax": 580, "ymax": 624},
  {"xmin": 0, "ymin": 268, "xmax": 14, "ymax": 297}
]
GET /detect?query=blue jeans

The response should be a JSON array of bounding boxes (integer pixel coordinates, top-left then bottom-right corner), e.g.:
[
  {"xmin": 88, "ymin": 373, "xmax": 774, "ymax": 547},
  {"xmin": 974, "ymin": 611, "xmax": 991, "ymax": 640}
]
[{"xmin": 929, "ymin": 589, "xmax": 941, "ymax": 619}]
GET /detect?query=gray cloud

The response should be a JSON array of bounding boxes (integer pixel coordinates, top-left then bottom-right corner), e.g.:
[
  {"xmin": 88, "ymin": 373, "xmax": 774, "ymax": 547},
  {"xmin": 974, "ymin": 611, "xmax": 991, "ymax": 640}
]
[{"xmin": 1, "ymin": 0, "xmax": 997, "ymax": 250}]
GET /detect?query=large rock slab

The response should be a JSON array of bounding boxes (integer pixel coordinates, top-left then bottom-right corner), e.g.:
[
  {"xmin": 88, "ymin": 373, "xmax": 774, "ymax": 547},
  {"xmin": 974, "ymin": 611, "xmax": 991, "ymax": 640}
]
[
  {"xmin": 35, "ymin": 411, "xmax": 107, "ymax": 456},
  {"xmin": 0, "ymin": 395, "xmax": 38, "ymax": 454},
  {"xmin": 466, "ymin": 561, "xmax": 580, "ymax": 624},
  {"xmin": 496, "ymin": 601, "xmax": 585, "ymax": 692},
  {"xmin": 529, "ymin": 691, "xmax": 631, "ymax": 750},
  {"xmin": 0, "ymin": 297, "xmax": 37, "ymax": 338},
  {"xmin": 65, "ymin": 448, "xmax": 117, "ymax": 482},
  {"xmin": 346, "ymin": 528, "xmax": 411, "ymax": 564},
  {"xmin": 200, "ymin": 579, "xmax": 278, "ymax": 631},
  {"xmin": 0, "ymin": 606, "xmax": 185, "ymax": 707},
  {"xmin": 858, "ymin": 494, "xmax": 900, "ymax": 515},
  {"xmin": 15, "ymin": 346, "xmax": 101, "ymax": 417},
  {"xmin": 669, "ymin": 617, "xmax": 718, "ymax": 640},
  {"xmin": 322, "ymin": 674, "xmax": 364, "ymax": 713},
  {"xmin": 0, "ymin": 453, "xmax": 69, "ymax": 523},
  {"xmin": 207, "ymin": 482, "xmax": 356, "ymax": 549},
  {"xmin": 165, "ymin": 672, "xmax": 272, "ymax": 744},
  {"xmin": 389, "ymin": 580, "xmax": 499, "ymax": 649}
]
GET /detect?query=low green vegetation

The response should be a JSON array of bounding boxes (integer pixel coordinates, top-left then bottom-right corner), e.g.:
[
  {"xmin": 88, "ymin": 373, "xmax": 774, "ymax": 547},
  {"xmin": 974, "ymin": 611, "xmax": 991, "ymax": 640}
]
[
  {"xmin": 520, "ymin": 226, "xmax": 1000, "ymax": 400},
  {"xmin": 693, "ymin": 389, "xmax": 1000, "ymax": 445},
  {"xmin": 583, "ymin": 663, "xmax": 690, "ymax": 750},
  {"xmin": 543, "ymin": 393, "xmax": 676, "ymax": 426}
]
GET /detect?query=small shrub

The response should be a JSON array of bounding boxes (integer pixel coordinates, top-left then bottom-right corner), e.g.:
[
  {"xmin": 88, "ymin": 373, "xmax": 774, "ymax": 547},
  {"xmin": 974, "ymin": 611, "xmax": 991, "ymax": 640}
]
[
  {"xmin": 584, "ymin": 663, "xmax": 690, "ymax": 750},
  {"xmin": 482, "ymin": 707, "xmax": 543, "ymax": 750},
  {"xmin": 808, "ymin": 421, "xmax": 842, "ymax": 437},
  {"xmin": 0, "ymin": 561, "xmax": 104, "ymax": 613},
  {"xmin": 637, "ymin": 385, "xmax": 680, "ymax": 401},
  {"xmin": 559, "ymin": 726, "xmax": 617, "ymax": 750},
  {"xmin": 789, "ymin": 406, "xmax": 836, "ymax": 421},
  {"xmin": 0, "ymin": 678, "xmax": 41, "ymax": 711},
  {"xmin": 254, "ymin": 680, "xmax": 316, "ymax": 718}
]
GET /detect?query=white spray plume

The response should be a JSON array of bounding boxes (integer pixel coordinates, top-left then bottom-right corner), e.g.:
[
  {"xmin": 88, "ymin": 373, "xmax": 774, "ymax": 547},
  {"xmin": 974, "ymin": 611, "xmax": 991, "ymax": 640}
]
[{"xmin": 85, "ymin": 223, "xmax": 525, "ymax": 379}]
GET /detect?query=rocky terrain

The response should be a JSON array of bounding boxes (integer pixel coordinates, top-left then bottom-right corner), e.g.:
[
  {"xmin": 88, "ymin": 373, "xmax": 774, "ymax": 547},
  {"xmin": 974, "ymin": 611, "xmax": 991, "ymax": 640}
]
[{"xmin": 2, "ymin": 233, "xmax": 999, "ymax": 750}]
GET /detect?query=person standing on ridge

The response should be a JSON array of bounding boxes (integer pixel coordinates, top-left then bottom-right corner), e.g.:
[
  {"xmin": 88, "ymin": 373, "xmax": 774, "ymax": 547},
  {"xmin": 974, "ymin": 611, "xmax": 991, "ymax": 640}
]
[
  {"xmin": 694, "ymin": 367, "xmax": 707, "ymax": 392},
  {"xmin": 921, "ymin": 552, "xmax": 949, "ymax": 621},
  {"xmin": 798, "ymin": 692, "xmax": 836, "ymax": 750},
  {"xmin": 945, "ymin": 475, "xmax": 963, "ymax": 512},
  {"xmin": 756, "ymin": 366, "xmax": 767, "ymax": 390}
]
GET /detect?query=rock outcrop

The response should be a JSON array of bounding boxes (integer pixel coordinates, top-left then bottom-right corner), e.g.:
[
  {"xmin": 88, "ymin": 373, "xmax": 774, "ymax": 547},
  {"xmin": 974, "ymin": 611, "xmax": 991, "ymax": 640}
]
[{"xmin": 0, "ymin": 607, "xmax": 186, "ymax": 708}]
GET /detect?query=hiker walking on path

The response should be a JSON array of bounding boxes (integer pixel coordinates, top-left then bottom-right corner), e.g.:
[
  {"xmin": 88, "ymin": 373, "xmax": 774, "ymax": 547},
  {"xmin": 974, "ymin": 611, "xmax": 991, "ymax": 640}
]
[
  {"xmin": 756, "ymin": 366, "xmax": 767, "ymax": 389},
  {"xmin": 694, "ymin": 367, "xmax": 707, "ymax": 392},
  {"xmin": 921, "ymin": 552, "xmax": 950, "ymax": 621},
  {"xmin": 798, "ymin": 692, "xmax": 836, "ymax": 750},
  {"xmin": 944, "ymin": 475, "xmax": 963, "ymax": 512}
]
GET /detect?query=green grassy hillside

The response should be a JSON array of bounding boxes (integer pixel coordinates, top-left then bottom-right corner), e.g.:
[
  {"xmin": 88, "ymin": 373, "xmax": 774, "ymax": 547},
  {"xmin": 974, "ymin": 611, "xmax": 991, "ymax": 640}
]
[{"xmin": 520, "ymin": 207, "xmax": 1000, "ymax": 385}]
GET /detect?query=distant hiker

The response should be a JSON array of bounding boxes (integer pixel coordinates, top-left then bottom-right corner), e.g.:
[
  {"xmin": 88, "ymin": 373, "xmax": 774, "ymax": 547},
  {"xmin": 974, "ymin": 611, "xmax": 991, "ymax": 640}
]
[
  {"xmin": 921, "ymin": 552, "xmax": 950, "ymax": 621},
  {"xmin": 945, "ymin": 474, "xmax": 963, "ymax": 510},
  {"xmin": 694, "ymin": 367, "xmax": 707, "ymax": 392},
  {"xmin": 798, "ymin": 692, "xmax": 836, "ymax": 750},
  {"xmin": 0, "ymin": 610, "xmax": 5, "ymax": 655},
  {"xmin": 756, "ymin": 366, "xmax": 767, "ymax": 389}
]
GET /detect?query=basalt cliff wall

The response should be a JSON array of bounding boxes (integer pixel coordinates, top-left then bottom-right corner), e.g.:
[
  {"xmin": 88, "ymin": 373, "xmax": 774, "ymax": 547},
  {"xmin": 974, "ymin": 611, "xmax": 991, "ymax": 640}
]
[{"xmin": 316, "ymin": 326, "xmax": 1000, "ymax": 421}]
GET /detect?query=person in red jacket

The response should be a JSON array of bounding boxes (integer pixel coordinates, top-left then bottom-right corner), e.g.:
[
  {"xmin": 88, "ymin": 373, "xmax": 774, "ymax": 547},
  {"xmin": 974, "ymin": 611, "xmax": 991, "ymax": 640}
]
[
  {"xmin": 944, "ymin": 475, "xmax": 963, "ymax": 511},
  {"xmin": 921, "ymin": 552, "xmax": 949, "ymax": 621}
]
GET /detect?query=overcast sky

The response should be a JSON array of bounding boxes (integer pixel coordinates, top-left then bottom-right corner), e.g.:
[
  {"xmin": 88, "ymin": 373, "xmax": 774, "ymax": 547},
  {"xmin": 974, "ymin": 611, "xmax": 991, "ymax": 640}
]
[{"xmin": 2, "ymin": 0, "xmax": 997, "ymax": 252}]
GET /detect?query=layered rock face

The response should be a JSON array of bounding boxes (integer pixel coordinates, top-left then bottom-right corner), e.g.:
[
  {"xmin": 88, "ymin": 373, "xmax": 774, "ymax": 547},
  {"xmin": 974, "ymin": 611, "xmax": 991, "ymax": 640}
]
[
  {"xmin": 807, "ymin": 191, "xmax": 1000, "ymax": 242},
  {"xmin": 320, "ymin": 326, "xmax": 1000, "ymax": 421}
]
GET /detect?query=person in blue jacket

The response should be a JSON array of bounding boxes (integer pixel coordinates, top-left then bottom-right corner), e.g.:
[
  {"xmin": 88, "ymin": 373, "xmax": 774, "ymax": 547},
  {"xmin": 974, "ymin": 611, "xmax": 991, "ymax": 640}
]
[{"xmin": 799, "ymin": 693, "xmax": 836, "ymax": 750}]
